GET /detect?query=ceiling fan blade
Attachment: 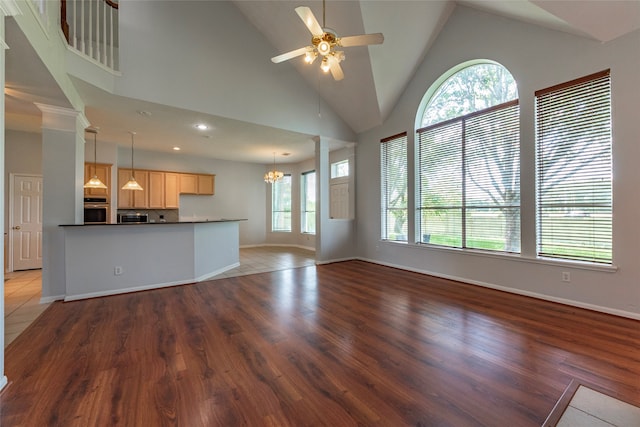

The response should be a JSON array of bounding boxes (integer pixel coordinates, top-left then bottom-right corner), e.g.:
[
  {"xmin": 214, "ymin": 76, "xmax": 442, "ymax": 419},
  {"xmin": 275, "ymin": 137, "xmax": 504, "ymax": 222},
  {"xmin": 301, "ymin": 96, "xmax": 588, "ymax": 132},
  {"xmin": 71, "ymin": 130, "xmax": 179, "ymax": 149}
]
[
  {"xmin": 271, "ymin": 46, "xmax": 309, "ymax": 64},
  {"xmin": 339, "ymin": 33, "xmax": 384, "ymax": 47},
  {"xmin": 295, "ymin": 6, "xmax": 323, "ymax": 36},
  {"xmin": 328, "ymin": 56, "xmax": 344, "ymax": 81}
]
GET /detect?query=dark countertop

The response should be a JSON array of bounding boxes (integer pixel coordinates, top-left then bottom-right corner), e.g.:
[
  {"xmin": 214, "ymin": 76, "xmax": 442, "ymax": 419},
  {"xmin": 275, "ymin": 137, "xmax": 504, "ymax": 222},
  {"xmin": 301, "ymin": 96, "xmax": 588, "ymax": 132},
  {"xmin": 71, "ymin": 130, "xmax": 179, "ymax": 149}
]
[{"xmin": 60, "ymin": 219, "xmax": 247, "ymax": 227}]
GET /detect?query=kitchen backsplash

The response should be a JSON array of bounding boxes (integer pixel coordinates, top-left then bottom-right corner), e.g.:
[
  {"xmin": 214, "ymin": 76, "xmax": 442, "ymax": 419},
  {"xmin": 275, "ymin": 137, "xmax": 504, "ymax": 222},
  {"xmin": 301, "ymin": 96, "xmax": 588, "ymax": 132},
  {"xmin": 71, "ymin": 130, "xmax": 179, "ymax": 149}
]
[{"xmin": 117, "ymin": 209, "xmax": 179, "ymax": 223}]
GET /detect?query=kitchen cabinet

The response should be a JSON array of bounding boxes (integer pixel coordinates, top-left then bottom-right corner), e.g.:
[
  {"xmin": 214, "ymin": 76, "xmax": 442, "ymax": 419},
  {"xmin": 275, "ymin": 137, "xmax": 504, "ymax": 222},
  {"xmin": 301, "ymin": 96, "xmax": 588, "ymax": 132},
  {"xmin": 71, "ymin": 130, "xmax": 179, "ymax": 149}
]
[
  {"xmin": 118, "ymin": 169, "xmax": 149, "ymax": 208},
  {"xmin": 164, "ymin": 173, "xmax": 179, "ymax": 208},
  {"xmin": 148, "ymin": 171, "xmax": 165, "ymax": 209},
  {"xmin": 118, "ymin": 168, "xmax": 214, "ymax": 208},
  {"xmin": 179, "ymin": 174, "xmax": 198, "ymax": 194},
  {"xmin": 198, "ymin": 174, "xmax": 215, "ymax": 195},
  {"xmin": 84, "ymin": 163, "xmax": 111, "ymax": 197},
  {"xmin": 180, "ymin": 173, "xmax": 215, "ymax": 195}
]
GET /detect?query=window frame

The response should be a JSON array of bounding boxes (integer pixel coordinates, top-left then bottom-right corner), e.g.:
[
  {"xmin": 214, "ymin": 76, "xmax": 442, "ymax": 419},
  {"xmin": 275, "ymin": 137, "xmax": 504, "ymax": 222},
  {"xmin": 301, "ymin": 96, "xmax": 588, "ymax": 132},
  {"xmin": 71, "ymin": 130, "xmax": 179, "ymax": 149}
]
[
  {"xmin": 416, "ymin": 100, "xmax": 521, "ymax": 252},
  {"xmin": 381, "ymin": 132, "xmax": 408, "ymax": 242},
  {"xmin": 271, "ymin": 174, "xmax": 292, "ymax": 232},
  {"xmin": 535, "ymin": 69, "xmax": 612, "ymax": 264},
  {"xmin": 301, "ymin": 170, "xmax": 316, "ymax": 234}
]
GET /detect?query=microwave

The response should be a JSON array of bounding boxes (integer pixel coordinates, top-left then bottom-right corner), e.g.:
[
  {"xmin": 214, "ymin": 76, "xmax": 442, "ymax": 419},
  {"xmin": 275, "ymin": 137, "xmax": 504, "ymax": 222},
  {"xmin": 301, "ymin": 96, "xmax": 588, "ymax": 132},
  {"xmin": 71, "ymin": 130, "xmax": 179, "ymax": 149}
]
[{"xmin": 118, "ymin": 213, "xmax": 149, "ymax": 224}]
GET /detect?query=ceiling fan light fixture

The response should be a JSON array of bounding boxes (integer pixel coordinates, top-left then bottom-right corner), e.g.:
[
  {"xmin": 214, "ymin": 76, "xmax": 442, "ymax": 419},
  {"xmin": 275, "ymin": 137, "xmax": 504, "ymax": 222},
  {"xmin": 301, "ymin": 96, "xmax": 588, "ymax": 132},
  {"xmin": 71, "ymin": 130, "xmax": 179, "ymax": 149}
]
[
  {"xmin": 304, "ymin": 50, "xmax": 317, "ymax": 64},
  {"xmin": 317, "ymin": 40, "xmax": 331, "ymax": 56},
  {"xmin": 320, "ymin": 57, "xmax": 331, "ymax": 73}
]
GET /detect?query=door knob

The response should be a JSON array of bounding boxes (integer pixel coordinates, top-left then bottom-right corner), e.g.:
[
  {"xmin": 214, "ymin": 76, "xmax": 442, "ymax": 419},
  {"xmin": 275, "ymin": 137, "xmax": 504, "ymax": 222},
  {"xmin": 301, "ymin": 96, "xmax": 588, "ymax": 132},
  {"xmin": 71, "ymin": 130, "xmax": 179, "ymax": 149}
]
[{"xmin": 12, "ymin": 226, "xmax": 20, "ymax": 230}]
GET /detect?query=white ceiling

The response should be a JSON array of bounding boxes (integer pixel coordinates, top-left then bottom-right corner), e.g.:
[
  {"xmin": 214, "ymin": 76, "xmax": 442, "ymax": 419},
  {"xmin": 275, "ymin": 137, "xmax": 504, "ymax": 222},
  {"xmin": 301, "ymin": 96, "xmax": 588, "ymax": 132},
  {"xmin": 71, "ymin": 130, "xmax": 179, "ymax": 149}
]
[{"xmin": 5, "ymin": 1, "xmax": 640, "ymax": 164}]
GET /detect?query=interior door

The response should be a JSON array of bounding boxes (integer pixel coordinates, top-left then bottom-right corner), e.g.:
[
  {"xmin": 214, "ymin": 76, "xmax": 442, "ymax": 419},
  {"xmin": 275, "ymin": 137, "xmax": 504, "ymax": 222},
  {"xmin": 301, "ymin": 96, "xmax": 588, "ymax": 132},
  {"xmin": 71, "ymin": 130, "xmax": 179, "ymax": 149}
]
[
  {"xmin": 11, "ymin": 175, "xmax": 43, "ymax": 271},
  {"xmin": 330, "ymin": 182, "xmax": 349, "ymax": 219}
]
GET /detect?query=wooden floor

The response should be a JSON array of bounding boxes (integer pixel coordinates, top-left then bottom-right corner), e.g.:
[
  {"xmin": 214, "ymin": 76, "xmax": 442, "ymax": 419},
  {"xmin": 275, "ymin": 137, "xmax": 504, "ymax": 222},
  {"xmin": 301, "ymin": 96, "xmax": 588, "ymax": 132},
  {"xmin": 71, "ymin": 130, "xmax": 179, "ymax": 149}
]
[{"xmin": 1, "ymin": 261, "xmax": 638, "ymax": 426}]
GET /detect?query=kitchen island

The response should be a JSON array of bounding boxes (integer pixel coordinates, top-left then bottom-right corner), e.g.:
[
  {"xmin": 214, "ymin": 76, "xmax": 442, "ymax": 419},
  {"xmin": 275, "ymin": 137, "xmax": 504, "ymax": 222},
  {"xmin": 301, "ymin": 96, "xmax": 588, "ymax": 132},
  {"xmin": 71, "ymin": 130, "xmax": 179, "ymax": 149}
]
[{"xmin": 60, "ymin": 219, "xmax": 245, "ymax": 301}]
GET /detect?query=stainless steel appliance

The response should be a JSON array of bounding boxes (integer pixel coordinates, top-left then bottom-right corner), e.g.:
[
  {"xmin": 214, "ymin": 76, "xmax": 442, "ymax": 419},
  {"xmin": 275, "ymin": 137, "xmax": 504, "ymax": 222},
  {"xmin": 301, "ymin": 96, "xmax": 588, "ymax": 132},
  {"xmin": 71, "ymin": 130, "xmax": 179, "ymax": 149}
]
[
  {"xmin": 84, "ymin": 197, "xmax": 109, "ymax": 224},
  {"xmin": 117, "ymin": 213, "xmax": 149, "ymax": 224}
]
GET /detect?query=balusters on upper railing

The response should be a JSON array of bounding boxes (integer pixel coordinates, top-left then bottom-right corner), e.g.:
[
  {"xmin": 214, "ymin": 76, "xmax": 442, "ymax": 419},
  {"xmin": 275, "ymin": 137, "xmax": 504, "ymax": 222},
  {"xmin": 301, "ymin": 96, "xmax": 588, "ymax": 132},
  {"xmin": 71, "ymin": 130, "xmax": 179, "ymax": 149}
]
[{"xmin": 61, "ymin": 0, "xmax": 119, "ymax": 71}]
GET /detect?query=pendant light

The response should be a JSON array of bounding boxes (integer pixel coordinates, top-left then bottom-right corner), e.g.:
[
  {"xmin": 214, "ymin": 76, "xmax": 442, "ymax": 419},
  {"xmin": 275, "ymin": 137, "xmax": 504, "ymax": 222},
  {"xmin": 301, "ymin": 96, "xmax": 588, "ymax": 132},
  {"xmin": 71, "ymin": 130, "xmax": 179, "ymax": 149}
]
[
  {"xmin": 83, "ymin": 127, "xmax": 108, "ymax": 189},
  {"xmin": 264, "ymin": 152, "xmax": 284, "ymax": 184},
  {"xmin": 121, "ymin": 131, "xmax": 144, "ymax": 191}
]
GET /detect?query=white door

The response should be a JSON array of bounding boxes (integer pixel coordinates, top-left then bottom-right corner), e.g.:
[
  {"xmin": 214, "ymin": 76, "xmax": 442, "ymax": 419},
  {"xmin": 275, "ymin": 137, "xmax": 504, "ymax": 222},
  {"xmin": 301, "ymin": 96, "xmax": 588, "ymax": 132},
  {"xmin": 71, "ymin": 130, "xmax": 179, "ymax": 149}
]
[
  {"xmin": 330, "ymin": 183, "xmax": 349, "ymax": 219},
  {"xmin": 11, "ymin": 175, "xmax": 43, "ymax": 271}
]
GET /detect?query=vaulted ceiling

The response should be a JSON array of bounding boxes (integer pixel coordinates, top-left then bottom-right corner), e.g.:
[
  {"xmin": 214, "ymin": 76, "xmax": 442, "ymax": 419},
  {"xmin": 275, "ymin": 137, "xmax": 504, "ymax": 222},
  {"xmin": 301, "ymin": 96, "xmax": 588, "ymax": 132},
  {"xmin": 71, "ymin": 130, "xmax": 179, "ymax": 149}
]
[{"xmin": 5, "ymin": 1, "xmax": 640, "ymax": 163}]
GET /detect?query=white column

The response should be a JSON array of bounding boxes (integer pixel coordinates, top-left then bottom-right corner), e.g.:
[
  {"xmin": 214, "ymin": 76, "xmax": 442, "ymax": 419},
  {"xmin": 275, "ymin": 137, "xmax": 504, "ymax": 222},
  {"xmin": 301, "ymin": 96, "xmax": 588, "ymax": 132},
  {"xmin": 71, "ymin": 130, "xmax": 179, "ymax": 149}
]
[
  {"xmin": 35, "ymin": 104, "xmax": 89, "ymax": 301},
  {"xmin": 0, "ymin": 0, "xmax": 22, "ymax": 393},
  {"xmin": 314, "ymin": 136, "xmax": 329, "ymax": 262}
]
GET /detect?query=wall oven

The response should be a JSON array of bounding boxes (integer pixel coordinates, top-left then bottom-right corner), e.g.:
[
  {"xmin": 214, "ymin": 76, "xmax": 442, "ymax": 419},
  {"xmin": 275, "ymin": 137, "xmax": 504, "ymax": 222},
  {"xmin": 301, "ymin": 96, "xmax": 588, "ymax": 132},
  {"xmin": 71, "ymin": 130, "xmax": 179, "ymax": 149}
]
[{"xmin": 84, "ymin": 197, "xmax": 109, "ymax": 224}]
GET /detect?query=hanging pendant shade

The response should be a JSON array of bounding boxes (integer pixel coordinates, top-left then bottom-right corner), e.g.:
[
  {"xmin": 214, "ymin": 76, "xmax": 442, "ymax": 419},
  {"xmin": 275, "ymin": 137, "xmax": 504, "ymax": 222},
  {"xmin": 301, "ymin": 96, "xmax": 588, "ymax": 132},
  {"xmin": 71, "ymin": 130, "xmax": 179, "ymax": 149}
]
[
  {"xmin": 84, "ymin": 128, "xmax": 108, "ymax": 189},
  {"xmin": 122, "ymin": 131, "xmax": 144, "ymax": 191}
]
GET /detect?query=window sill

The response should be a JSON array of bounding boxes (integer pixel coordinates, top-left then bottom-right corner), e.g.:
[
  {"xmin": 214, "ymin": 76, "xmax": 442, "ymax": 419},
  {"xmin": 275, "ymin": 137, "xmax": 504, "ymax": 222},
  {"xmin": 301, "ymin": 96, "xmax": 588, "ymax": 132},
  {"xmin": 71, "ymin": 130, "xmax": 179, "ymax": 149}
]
[{"xmin": 379, "ymin": 240, "xmax": 618, "ymax": 273}]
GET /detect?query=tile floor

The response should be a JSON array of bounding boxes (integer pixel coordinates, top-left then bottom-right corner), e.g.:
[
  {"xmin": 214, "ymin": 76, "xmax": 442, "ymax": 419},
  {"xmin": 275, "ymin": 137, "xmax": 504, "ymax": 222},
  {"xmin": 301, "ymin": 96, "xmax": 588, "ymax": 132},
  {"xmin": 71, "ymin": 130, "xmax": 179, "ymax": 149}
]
[
  {"xmin": 557, "ymin": 385, "xmax": 640, "ymax": 427},
  {"xmin": 4, "ymin": 246, "xmax": 316, "ymax": 348},
  {"xmin": 4, "ymin": 269, "xmax": 50, "ymax": 347}
]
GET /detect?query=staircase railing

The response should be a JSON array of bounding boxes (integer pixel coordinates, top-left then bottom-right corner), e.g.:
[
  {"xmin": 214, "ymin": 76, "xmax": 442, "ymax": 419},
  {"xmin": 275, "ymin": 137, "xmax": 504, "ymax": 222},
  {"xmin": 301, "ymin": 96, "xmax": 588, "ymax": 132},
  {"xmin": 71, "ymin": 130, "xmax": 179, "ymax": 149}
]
[{"xmin": 61, "ymin": 0, "xmax": 119, "ymax": 71}]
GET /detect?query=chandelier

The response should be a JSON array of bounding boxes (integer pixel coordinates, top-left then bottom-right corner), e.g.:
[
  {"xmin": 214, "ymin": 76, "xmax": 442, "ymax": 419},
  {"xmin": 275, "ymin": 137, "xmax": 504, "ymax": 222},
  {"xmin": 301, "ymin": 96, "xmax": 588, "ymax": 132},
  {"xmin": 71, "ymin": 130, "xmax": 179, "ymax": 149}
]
[{"xmin": 264, "ymin": 152, "xmax": 284, "ymax": 184}]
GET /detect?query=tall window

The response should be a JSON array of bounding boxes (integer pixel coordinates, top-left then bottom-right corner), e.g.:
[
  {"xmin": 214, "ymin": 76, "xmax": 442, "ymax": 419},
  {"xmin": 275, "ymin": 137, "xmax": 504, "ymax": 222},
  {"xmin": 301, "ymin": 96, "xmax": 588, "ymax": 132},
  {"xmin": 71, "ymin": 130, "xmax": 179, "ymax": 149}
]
[
  {"xmin": 417, "ymin": 63, "xmax": 520, "ymax": 252},
  {"xmin": 381, "ymin": 132, "xmax": 408, "ymax": 241},
  {"xmin": 536, "ymin": 70, "xmax": 612, "ymax": 264},
  {"xmin": 272, "ymin": 174, "xmax": 292, "ymax": 232},
  {"xmin": 301, "ymin": 171, "xmax": 316, "ymax": 234}
]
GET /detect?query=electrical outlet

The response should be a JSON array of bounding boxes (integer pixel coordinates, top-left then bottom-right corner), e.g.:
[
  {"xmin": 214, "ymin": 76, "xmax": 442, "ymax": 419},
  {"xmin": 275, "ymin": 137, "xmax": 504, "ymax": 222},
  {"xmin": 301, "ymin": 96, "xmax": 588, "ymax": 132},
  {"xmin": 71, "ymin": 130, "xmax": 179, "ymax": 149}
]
[
  {"xmin": 114, "ymin": 266, "xmax": 123, "ymax": 276},
  {"xmin": 561, "ymin": 271, "xmax": 570, "ymax": 282}
]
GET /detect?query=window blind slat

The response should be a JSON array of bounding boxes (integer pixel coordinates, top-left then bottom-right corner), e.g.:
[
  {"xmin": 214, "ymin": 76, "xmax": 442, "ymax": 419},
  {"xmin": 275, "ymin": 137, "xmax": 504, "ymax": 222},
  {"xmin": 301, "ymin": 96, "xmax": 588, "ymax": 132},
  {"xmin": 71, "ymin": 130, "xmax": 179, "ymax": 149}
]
[
  {"xmin": 381, "ymin": 133, "xmax": 408, "ymax": 241},
  {"xmin": 536, "ymin": 71, "xmax": 612, "ymax": 264}
]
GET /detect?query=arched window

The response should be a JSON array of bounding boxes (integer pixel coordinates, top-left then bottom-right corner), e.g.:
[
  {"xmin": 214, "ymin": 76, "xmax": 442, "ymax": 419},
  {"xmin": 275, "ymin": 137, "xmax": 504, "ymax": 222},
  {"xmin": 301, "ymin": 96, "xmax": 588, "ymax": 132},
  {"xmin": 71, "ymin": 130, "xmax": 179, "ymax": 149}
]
[{"xmin": 416, "ymin": 62, "xmax": 520, "ymax": 253}]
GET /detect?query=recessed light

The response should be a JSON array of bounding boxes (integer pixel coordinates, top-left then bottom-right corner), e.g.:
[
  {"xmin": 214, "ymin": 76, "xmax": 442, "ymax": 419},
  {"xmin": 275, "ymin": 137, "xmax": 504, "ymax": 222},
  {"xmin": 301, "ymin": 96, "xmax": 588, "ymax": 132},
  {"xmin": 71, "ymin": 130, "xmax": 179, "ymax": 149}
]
[
  {"xmin": 137, "ymin": 110, "xmax": 152, "ymax": 117},
  {"xmin": 195, "ymin": 124, "xmax": 208, "ymax": 130},
  {"xmin": 172, "ymin": 146, "xmax": 181, "ymax": 151}
]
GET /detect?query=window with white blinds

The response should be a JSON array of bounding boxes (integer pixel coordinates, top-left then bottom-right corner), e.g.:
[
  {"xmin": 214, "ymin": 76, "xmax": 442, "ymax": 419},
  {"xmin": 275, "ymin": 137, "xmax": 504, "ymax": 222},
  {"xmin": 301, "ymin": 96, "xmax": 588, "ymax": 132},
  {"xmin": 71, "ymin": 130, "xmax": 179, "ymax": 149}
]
[
  {"xmin": 417, "ymin": 100, "xmax": 520, "ymax": 252},
  {"xmin": 301, "ymin": 171, "xmax": 316, "ymax": 234},
  {"xmin": 381, "ymin": 132, "xmax": 408, "ymax": 241},
  {"xmin": 272, "ymin": 174, "xmax": 292, "ymax": 232},
  {"xmin": 536, "ymin": 70, "xmax": 612, "ymax": 264}
]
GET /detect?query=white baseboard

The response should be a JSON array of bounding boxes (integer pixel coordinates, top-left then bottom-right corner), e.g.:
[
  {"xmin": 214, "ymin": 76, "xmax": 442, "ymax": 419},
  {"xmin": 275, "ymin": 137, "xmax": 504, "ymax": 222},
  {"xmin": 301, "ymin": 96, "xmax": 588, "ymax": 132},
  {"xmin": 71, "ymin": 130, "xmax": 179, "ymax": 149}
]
[
  {"xmin": 316, "ymin": 256, "xmax": 357, "ymax": 265},
  {"xmin": 240, "ymin": 243, "xmax": 316, "ymax": 252},
  {"xmin": 40, "ymin": 295, "xmax": 65, "ymax": 304},
  {"xmin": 195, "ymin": 262, "xmax": 240, "ymax": 282},
  {"xmin": 356, "ymin": 257, "xmax": 640, "ymax": 321}
]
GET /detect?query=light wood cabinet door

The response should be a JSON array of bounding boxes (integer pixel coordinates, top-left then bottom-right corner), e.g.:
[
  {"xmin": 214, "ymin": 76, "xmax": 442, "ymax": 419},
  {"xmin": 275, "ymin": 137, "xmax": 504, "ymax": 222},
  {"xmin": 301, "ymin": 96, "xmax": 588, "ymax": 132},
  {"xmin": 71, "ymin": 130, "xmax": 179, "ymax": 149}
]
[
  {"xmin": 148, "ymin": 171, "xmax": 165, "ymax": 209},
  {"xmin": 118, "ymin": 168, "xmax": 134, "ymax": 208},
  {"xmin": 84, "ymin": 163, "xmax": 111, "ymax": 197},
  {"xmin": 197, "ymin": 174, "xmax": 215, "ymax": 195},
  {"xmin": 164, "ymin": 173, "xmax": 179, "ymax": 209},
  {"xmin": 118, "ymin": 169, "xmax": 149, "ymax": 208},
  {"xmin": 132, "ymin": 171, "xmax": 149, "ymax": 208},
  {"xmin": 179, "ymin": 174, "xmax": 198, "ymax": 194}
]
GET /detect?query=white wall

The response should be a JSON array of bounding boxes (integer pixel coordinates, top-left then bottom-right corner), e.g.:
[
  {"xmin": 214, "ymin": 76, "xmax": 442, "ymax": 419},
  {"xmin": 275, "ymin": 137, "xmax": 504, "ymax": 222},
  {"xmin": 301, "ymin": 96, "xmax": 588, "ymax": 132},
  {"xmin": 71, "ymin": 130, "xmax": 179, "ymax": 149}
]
[
  {"xmin": 117, "ymin": 147, "xmax": 267, "ymax": 246},
  {"xmin": 356, "ymin": 6, "xmax": 640, "ymax": 318},
  {"xmin": 4, "ymin": 130, "xmax": 42, "ymax": 234},
  {"xmin": 116, "ymin": 0, "xmax": 355, "ymax": 142}
]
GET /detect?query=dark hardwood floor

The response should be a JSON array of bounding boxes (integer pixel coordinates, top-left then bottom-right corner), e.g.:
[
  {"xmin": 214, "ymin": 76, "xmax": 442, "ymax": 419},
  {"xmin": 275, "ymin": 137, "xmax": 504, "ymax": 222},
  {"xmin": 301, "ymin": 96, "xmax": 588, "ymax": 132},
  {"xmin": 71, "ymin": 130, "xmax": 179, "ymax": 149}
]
[{"xmin": 1, "ymin": 260, "xmax": 638, "ymax": 426}]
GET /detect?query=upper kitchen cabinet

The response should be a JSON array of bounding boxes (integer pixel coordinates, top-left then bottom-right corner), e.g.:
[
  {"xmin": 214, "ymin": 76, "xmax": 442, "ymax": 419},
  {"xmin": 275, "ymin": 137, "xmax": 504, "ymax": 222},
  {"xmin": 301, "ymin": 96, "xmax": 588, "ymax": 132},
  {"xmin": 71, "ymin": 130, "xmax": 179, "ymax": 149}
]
[
  {"xmin": 164, "ymin": 173, "xmax": 180, "ymax": 209},
  {"xmin": 180, "ymin": 173, "xmax": 215, "ymax": 195},
  {"xmin": 84, "ymin": 163, "xmax": 111, "ymax": 197},
  {"xmin": 118, "ymin": 168, "xmax": 149, "ymax": 209},
  {"xmin": 148, "ymin": 171, "xmax": 165, "ymax": 209}
]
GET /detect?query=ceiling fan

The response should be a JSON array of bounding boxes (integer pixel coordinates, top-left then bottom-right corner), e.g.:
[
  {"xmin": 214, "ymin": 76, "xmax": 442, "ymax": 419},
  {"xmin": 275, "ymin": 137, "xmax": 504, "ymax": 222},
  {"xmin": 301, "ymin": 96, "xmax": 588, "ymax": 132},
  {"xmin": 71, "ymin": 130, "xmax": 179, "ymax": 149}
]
[{"xmin": 271, "ymin": 0, "xmax": 384, "ymax": 81}]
